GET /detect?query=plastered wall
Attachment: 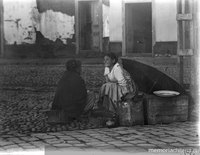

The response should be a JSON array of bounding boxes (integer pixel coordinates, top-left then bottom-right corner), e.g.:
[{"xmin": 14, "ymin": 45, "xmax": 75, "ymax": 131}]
[
  {"xmin": 109, "ymin": 0, "xmax": 122, "ymax": 42},
  {"xmin": 4, "ymin": 0, "xmax": 37, "ymax": 44},
  {"xmin": 3, "ymin": 0, "xmax": 75, "ymax": 45},
  {"xmin": 38, "ymin": 10, "xmax": 74, "ymax": 44},
  {"xmin": 154, "ymin": 0, "xmax": 177, "ymax": 41},
  {"xmin": 109, "ymin": 0, "xmax": 177, "ymax": 42}
]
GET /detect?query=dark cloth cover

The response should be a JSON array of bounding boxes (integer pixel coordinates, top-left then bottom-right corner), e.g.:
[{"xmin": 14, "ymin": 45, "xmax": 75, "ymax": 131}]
[
  {"xmin": 121, "ymin": 58, "xmax": 186, "ymax": 94},
  {"xmin": 51, "ymin": 71, "xmax": 87, "ymax": 118}
]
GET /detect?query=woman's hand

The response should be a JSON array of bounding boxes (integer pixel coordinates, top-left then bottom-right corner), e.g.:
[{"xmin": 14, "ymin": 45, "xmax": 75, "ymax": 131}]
[
  {"xmin": 104, "ymin": 67, "xmax": 110, "ymax": 76},
  {"xmin": 104, "ymin": 67, "xmax": 110, "ymax": 83}
]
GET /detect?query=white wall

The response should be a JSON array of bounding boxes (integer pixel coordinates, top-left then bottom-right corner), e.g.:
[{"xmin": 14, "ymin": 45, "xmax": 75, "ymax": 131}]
[
  {"xmin": 109, "ymin": 0, "xmax": 122, "ymax": 42},
  {"xmin": 109, "ymin": 0, "xmax": 177, "ymax": 42},
  {"xmin": 154, "ymin": 0, "xmax": 177, "ymax": 41}
]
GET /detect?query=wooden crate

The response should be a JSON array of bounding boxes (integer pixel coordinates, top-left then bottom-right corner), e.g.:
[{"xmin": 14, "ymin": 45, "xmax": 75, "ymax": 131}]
[
  {"xmin": 119, "ymin": 98, "xmax": 144, "ymax": 126},
  {"xmin": 144, "ymin": 94, "xmax": 189, "ymax": 125}
]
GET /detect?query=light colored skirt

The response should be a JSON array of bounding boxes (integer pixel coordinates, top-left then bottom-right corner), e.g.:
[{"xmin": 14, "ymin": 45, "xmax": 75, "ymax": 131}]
[{"xmin": 99, "ymin": 82, "xmax": 129, "ymax": 114}]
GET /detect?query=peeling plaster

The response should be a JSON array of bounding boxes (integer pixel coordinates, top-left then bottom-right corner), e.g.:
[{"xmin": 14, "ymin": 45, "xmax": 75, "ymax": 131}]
[
  {"xmin": 3, "ymin": 0, "xmax": 75, "ymax": 45},
  {"xmin": 4, "ymin": 0, "xmax": 37, "ymax": 44},
  {"xmin": 38, "ymin": 10, "xmax": 74, "ymax": 44}
]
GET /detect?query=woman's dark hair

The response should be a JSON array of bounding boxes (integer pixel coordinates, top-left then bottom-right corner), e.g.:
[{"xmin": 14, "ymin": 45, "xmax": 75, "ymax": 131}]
[
  {"xmin": 66, "ymin": 59, "xmax": 81, "ymax": 72},
  {"xmin": 105, "ymin": 52, "xmax": 118, "ymax": 64}
]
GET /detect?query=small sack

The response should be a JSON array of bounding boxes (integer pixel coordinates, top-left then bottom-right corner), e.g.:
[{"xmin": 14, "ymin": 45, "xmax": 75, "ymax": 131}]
[{"xmin": 46, "ymin": 110, "xmax": 68, "ymax": 124}]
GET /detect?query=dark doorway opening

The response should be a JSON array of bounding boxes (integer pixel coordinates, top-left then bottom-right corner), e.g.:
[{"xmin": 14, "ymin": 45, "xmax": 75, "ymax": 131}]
[
  {"xmin": 125, "ymin": 3, "xmax": 152, "ymax": 54},
  {"xmin": 79, "ymin": 1, "xmax": 92, "ymax": 50},
  {"xmin": 78, "ymin": 1, "xmax": 101, "ymax": 52}
]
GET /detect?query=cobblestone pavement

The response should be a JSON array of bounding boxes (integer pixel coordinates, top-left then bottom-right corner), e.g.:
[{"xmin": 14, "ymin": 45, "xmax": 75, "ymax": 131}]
[
  {"xmin": 0, "ymin": 121, "xmax": 199, "ymax": 154},
  {"xmin": 0, "ymin": 60, "xmax": 199, "ymax": 154},
  {"xmin": 0, "ymin": 64, "xmax": 105, "ymax": 134}
]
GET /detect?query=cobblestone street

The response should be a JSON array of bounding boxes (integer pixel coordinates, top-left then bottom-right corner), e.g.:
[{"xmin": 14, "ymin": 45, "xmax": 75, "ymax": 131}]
[
  {"xmin": 0, "ymin": 0, "xmax": 199, "ymax": 152},
  {"xmin": 0, "ymin": 121, "xmax": 199, "ymax": 154},
  {"xmin": 0, "ymin": 60, "xmax": 199, "ymax": 154}
]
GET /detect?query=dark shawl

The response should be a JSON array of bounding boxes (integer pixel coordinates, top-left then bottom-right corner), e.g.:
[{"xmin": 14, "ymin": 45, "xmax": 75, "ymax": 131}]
[{"xmin": 51, "ymin": 71, "xmax": 87, "ymax": 118}]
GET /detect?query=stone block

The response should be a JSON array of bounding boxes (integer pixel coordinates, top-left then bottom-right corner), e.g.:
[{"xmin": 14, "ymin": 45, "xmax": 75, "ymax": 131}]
[{"xmin": 144, "ymin": 94, "xmax": 189, "ymax": 125}]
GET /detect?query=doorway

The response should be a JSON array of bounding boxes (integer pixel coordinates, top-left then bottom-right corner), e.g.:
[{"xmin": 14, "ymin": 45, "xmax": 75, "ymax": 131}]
[
  {"xmin": 125, "ymin": 3, "xmax": 152, "ymax": 54},
  {"xmin": 77, "ymin": 0, "xmax": 102, "ymax": 53}
]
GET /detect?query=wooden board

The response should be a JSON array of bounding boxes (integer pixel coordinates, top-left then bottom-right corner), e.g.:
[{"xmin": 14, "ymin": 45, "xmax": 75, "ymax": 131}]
[
  {"xmin": 144, "ymin": 94, "xmax": 189, "ymax": 125},
  {"xmin": 177, "ymin": 13, "xmax": 193, "ymax": 21}
]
